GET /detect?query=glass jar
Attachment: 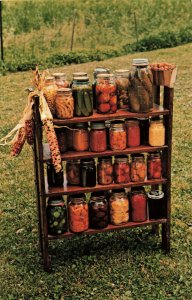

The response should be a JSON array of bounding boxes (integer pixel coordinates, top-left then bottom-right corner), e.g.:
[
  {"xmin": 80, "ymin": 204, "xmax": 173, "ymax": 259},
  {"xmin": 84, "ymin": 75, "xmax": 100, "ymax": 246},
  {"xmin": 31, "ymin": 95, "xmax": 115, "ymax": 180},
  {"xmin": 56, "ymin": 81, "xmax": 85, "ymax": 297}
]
[
  {"xmin": 73, "ymin": 123, "xmax": 89, "ymax": 151},
  {"xmin": 89, "ymin": 193, "xmax": 109, "ymax": 229},
  {"xmin": 72, "ymin": 76, "xmax": 93, "ymax": 117},
  {"xmin": 66, "ymin": 125, "xmax": 74, "ymax": 150},
  {"xmin": 47, "ymin": 162, "xmax": 64, "ymax": 187},
  {"xmin": 115, "ymin": 69, "xmax": 130, "ymax": 109},
  {"xmin": 97, "ymin": 157, "xmax": 113, "ymax": 185},
  {"xmin": 149, "ymin": 118, "xmax": 165, "ymax": 146},
  {"xmin": 147, "ymin": 152, "xmax": 162, "ymax": 179},
  {"xmin": 92, "ymin": 67, "xmax": 110, "ymax": 109},
  {"xmin": 131, "ymin": 154, "xmax": 146, "ymax": 182},
  {"xmin": 138, "ymin": 118, "xmax": 149, "ymax": 145},
  {"xmin": 43, "ymin": 76, "xmax": 57, "ymax": 116},
  {"xmin": 129, "ymin": 59, "xmax": 153, "ymax": 112},
  {"xmin": 67, "ymin": 193, "xmax": 86, "ymax": 204},
  {"xmin": 109, "ymin": 121, "xmax": 126, "ymax": 150},
  {"xmin": 66, "ymin": 160, "xmax": 81, "ymax": 185},
  {"xmin": 96, "ymin": 74, "xmax": 117, "ymax": 114},
  {"xmin": 80, "ymin": 158, "xmax": 96, "ymax": 187},
  {"xmin": 114, "ymin": 155, "xmax": 130, "ymax": 184},
  {"xmin": 55, "ymin": 127, "xmax": 67, "ymax": 153},
  {"xmin": 125, "ymin": 119, "xmax": 140, "ymax": 147},
  {"xmin": 68, "ymin": 196, "xmax": 88, "ymax": 233},
  {"xmin": 90, "ymin": 122, "xmax": 107, "ymax": 152},
  {"xmin": 109, "ymin": 189, "xmax": 129, "ymax": 225},
  {"xmin": 55, "ymin": 88, "xmax": 74, "ymax": 119},
  {"xmin": 147, "ymin": 190, "xmax": 165, "ymax": 219},
  {"xmin": 129, "ymin": 187, "xmax": 147, "ymax": 222},
  {"xmin": 53, "ymin": 73, "xmax": 70, "ymax": 88},
  {"xmin": 47, "ymin": 196, "xmax": 67, "ymax": 235}
]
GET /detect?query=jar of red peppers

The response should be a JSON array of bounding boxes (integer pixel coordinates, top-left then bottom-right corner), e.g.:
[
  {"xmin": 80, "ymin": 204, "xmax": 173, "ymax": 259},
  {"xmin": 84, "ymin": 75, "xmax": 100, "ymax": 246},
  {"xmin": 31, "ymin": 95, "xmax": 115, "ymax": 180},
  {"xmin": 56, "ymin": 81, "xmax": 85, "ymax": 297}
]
[
  {"xmin": 68, "ymin": 195, "xmax": 88, "ymax": 233},
  {"xmin": 147, "ymin": 152, "xmax": 162, "ymax": 179},
  {"xmin": 109, "ymin": 121, "xmax": 126, "ymax": 150},
  {"xmin": 115, "ymin": 69, "xmax": 130, "ymax": 109},
  {"xmin": 53, "ymin": 73, "xmax": 70, "ymax": 88},
  {"xmin": 89, "ymin": 192, "xmax": 109, "ymax": 229},
  {"xmin": 109, "ymin": 189, "xmax": 129, "ymax": 225},
  {"xmin": 125, "ymin": 119, "xmax": 140, "ymax": 147},
  {"xmin": 96, "ymin": 74, "xmax": 117, "ymax": 114},
  {"xmin": 97, "ymin": 157, "xmax": 113, "ymax": 185},
  {"xmin": 114, "ymin": 155, "xmax": 130, "ymax": 184},
  {"xmin": 131, "ymin": 154, "xmax": 146, "ymax": 182},
  {"xmin": 73, "ymin": 123, "xmax": 89, "ymax": 151},
  {"xmin": 66, "ymin": 160, "xmax": 80, "ymax": 185},
  {"xmin": 90, "ymin": 122, "xmax": 107, "ymax": 152},
  {"xmin": 129, "ymin": 187, "xmax": 147, "ymax": 222},
  {"xmin": 55, "ymin": 127, "xmax": 67, "ymax": 153}
]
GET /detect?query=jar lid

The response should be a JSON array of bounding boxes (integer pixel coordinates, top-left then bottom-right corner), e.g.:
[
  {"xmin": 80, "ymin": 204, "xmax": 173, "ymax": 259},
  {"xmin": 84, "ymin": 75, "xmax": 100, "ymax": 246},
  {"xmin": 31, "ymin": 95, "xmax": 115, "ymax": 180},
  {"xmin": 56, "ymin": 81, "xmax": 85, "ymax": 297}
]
[
  {"xmin": 115, "ymin": 69, "xmax": 129, "ymax": 74},
  {"xmin": 91, "ymin": 122, "xmax": 106, "ymax": 130},
  {"xmin": 110, "ymin": 120, "xmax": 125, "ymax": 129},
  {"xmin": 67, "ymin": 159, "xmax": 80, "ymax": 164},
  {"xmin": 53, "ymin": 72, "xmax": 66, "ymax": 79},
  {"xmin": 148, "ymin": 152, "xmax": 161, "ymax": 158},
  {"xmin": 115, "ymin": 155, "xmax": 128, "ymax": 162},
  {"xmin": 93, "ymin": 67, "xmax": 110, "ymax": 78},
  {"xmin": 97, "ymin": 73, "xmax": 114, "ymax": 79},
  {"xmin": 45, "ymin": 76, "xmax": 55, "ymax": 81},
  {"xmin": 130, "ymin": 186, "xmax": 145, "ymax": 193},
  {"xmin": 147, "ymin": 190, "xmax": 164, "ymax": 199},
  {"xmin": 131, "ymin": 153, "xmax": 144, "ymax": 159},
  {"xmin": 132, "ymin": 58, "xmax": 149, "ymax": 66},
  {"xmin": 125, "ymin": 119, "xmax": 139, "ymax": 126},
  {"xmin": 73, "ymin": 72, "xmax": 87, "ymax": 77},
  {"xmin": 98, "ymin": 156, "xmax": 112, "ymax": 162},
  {"xmin": 74, "ymin": 122, "xmax": 88, "ymax": 129},
  {"xmin": 112, "ymin": 188, "xmax": 126, "ymax": 195},
  {"xmin": 57, "ymin": 88, "xmax": 72, "ymax": 94},
  {"xmin": 81, "ymin": 158, "xmax": 95, "ymax": 165},
  {"xmin": 73, "ymin": 76, "xmax": 89, "ymax": 82},
  {"xmin": 48, "ymin": 196, "xmax": 64, "ymax": 205}
]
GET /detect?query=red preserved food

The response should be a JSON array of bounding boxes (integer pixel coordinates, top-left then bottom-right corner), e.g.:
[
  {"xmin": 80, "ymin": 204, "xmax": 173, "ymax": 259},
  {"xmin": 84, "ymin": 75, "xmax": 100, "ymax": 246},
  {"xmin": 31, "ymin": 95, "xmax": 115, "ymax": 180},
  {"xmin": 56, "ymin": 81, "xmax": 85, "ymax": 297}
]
[
  {"xmin": 129, "ymin": 187, "xmax": 147, "ymax": 222},
  {"xmin": 68, "ymin": 196, "xmax": 88, "ymax": 233},
  {"xmin": 97, "ymin": 157, "xmax": 113, "ymax": 185},
  {"xmin": 90, "ymin": 122, "xmax": 107, "ymax": 152},
  {"xmin": 114, "ymin": 156, "xmax": 130, "ymax": 184},
  {"xmin": 109, "ymin": 121, "xmax": 126, "ymax": 150},
  {"xmin": 131, "ymin": 154, "xmax": 146, "ymax": 182},
  {"xmin": 126, "ymin": 119, "xmax": 140, "ymax": 147},
  {"xmin": 147, "ymin": 152, "xmax": 162, "ymax": 179}
]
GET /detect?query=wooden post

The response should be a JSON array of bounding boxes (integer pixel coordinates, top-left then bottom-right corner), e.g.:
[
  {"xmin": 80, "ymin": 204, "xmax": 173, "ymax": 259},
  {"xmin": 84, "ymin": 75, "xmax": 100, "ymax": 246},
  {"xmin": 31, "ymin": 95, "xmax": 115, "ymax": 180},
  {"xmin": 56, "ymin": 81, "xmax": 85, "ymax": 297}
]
[
  {"xmin": 0, "ymin": 0, "xmax": 4, "ymax": 61},
  {"xmin": 70, "ymin": 9, "xmax": 76, "ymax": 51}
]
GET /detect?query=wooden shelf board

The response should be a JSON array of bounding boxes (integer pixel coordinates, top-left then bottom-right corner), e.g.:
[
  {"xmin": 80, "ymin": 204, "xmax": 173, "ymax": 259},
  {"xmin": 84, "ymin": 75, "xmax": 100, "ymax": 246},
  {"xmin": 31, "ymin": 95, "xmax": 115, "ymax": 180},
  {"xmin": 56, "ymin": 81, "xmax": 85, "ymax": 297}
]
[{"xmin": 48, "ymin": 219, "xmax": 167, "ymax": 240}]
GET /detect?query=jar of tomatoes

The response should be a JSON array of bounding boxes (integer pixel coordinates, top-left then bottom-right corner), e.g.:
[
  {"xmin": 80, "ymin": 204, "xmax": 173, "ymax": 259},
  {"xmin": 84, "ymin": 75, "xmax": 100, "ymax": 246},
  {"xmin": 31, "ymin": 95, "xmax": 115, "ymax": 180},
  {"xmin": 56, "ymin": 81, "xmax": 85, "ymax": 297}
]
[
  {"xmin": 55, "ymin": 88, "xmax": 74, "ymax": 119},
  {"xmin": 109, "ymin": 189, "xmax": 129, "ymax": 225},
  {"xmin": 147, "ymin": 152, "xmax": 162, "ymax": 179},
  {"xmin": 131, "ymin": 154, "xmax": 146, "ymax": 182},
  {"xmin": 66, "ymin": 160, "xmax": 80, "ymax": 185},
  {"xmin": 68, "ymin": 195, "xmax": 88, "ymax": 233},
  {"xmin": 89, "ymin": 193, "xmax": 109, "ymax": 229},
  {"xmin": 80, "ymin": 158, "xmax": 96, "ymax": 187},
  {"xmin": 97, "ymin": 157, "xmax": 113, "ymax": 185},
  {"xmin": 47, "ymin": 162, "xmax": 64, "ymax": 187},
  {"xmin": 53, "ymin": 73, "xmax": 70, "ymax": 88},
  {"xmin": 96, "ymin": 74, "xmax": 117, "ymax": 114},
  {"xmin": 149, "ymin": 118, "xmax": 165, "ymax": 146},
  {"xmin": 125, "ymin": 119, "xmax": 140, "ymax": 147},
  {"xmin": 43, "ymin": 76, "xmax": 57, "ymax": 116},
  {"xmin": 129, "ymin": 187, "xmax": 147, "ymax": 222},
  {"xmin": 90, "ymin": 122, "xmax": 107, "ymax": 152},
  {"xmin": 92, "ymin": 67, "xmax": 110, "ymax": 108},
  {"xmin": 109, "ymin": 121, "xmax": 126, "ymax": 150},
  {"xmin": 55, "ymin": 127, "xmax": 67, "ymax": 153},
  {"xmin": 147, "ymin": 190, "xmax": 165, "ymax": 219},
  {"xmin": 73, "ymin": 123, "xmax": 89, "ymax": 151},
  {"xmin": 47, "ymin": 196, "xmax": 67, "ymax": 235},
  {"xmin": 115, "ymin": 69, "xmax": 130, "ymax": 109},
  {"xmin": 114, "ymin": 155, "xmax": 130, "ymax": 184}
]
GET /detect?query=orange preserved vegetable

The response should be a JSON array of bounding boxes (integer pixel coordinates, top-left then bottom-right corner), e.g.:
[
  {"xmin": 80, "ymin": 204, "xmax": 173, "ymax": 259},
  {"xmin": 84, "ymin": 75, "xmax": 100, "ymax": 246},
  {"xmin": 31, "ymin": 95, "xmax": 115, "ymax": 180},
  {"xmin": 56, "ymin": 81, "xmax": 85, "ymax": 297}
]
[
  {"xmin": 131, "ymin": 154, "xmax": 146, "ymax": 182},
  {"xmin": 68, "ymin": 197, "xmax": 88, "ymax": 233},
  {"xmin": 109, "ymin": 121, "xmax": 126, "ymax": 150}
]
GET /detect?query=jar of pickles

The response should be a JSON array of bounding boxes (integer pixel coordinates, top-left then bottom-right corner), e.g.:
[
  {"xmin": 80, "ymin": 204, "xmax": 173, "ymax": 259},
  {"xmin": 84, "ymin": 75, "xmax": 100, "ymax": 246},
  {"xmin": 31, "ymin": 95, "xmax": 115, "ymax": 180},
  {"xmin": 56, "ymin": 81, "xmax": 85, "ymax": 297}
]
[
  {"xmin": 129, "ymin": 59, "xmax": 153, "ymax": 112},
  {"xmin": 73, "ymin": 123, "xmax": 89, "ymax": 151},
  {"xmin": 80, "ymin": 158, "xmax": 96, "ymax": 187},
  {"xmin": 115, "ymin": 69, "xmax": 130, "ymax": 109},
  {"xmin": 129, "ymin": 187, "xmax": 147, "ymax": 222},
  {"xmin": 66, "ymin": 160, "xmax": 80, "ymax": 185},
  {"xmin": 109, "ymin": 121, "xmax": 126, "ymax": 150},
  {"xmin": 55, "ymin": 127, "xmax": 67, "ymax": 153},
  {"xmin": 68, "ymin": 195, "xmax": 88, "ymax": 233},
  {"xmin": 149, "ymin": 118, "xmax": 165, "ymax": 146},
  {"xmin": 96, "ymin": 74, "xmax": 117, "ymax": 114},
  {"xmin": 125, "ymin": 119, "xmax": 140, "ymax": 147},
  {"xmin": 43, "ymin": 76, "xmax": 57, "ymax": 116},
  {"xmin": 131, "ymin": 154, "xmax": 146, "ymax": 182},
  {"xmin": 90, "ymin": 122, "xmax": 107, "ymax": 152},
  {"xmin": 53, "ymin": 73, "xmax": 70, "ymax": 88},
  {"xmin": 47, "ymin": 196, "xmax": 67, "ymax": 235},
  {"xmin": 92, "ymin": 67, "xmax": 110, "ymax": 109},
  {"xmin": 97, "ymin": 157, "xmax": 113, "ymax": 185},
  {"xmin": 47, "ymin": 162, "xmax": 64, "ymax": 187},
  {"xmin": 114, "ymin": 155, "xmax": 130, "ymax": 184},
  {"xmin": 147, "ymin": 190, "xmax": 165, "ymax": 219},
  {"xmin": 109, "ymin": 189, "xmax": 129, "ymax": 225},
  {"xmin": 147, "ymin": 152, "xmax": 162, "ymax": 179},
  {"xmin": 89, "ymin": 193, "xmax": 109, "ymax": 229},
  {"xmin": 55, "ymin": 88, "xmax": 74, "ymax": 119}
]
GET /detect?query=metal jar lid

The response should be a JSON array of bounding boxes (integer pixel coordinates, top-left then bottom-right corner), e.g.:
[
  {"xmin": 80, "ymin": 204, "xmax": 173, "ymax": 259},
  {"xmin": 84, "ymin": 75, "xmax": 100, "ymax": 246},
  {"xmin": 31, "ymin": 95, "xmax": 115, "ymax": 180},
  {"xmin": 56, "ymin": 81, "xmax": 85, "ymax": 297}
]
[
  {"xmin": 57, "ymin": 88, "xmax": 72, "ymax": 94},
  {"xmin": 91, "ymin": 122, "xmax": 106, "ymax": 130},
  {"xmin": 147, "ymin": 190, "xmax": 164, "ymax": 199},
  {"xmin": 73, "ymin": 72, "xmax": 88, "ymax": 78},
  {"xmin": 115, "ymin": 155, "xmax": 129, "ymax": 163},
  {"xmin": 132, "ymin": 58, "xmax": 149, "ymax": 66},
  {"xmin": 74, "ymin": 122, "xmax": 88, "ymax": 129},
  {"xmin": 48, "ymin": 196, "xmax": 64, "ymax": 206},
  {"xmin": 53, "ymin": 72, "xmax": 66, "ymax": 79}
]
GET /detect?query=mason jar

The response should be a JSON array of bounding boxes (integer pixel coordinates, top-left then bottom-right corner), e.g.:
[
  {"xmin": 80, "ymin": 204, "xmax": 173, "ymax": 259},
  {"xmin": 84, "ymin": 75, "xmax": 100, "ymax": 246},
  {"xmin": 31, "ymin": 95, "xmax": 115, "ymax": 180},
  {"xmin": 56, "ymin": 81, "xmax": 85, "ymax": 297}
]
[
  {"xmin": 47, "ymin": 196, "xmax": 67, "ymax": 235},
  {"xmin": 109, "ymin": 121, "xmax": 126, "ymax": 150},
  {"xmin": 147, "ymin": 190, "xmax": 165, "ymax": 219},
  {"xmin": 55, "ymin": 88, "xmax": 74, "ymax": 119},
  {"xmin": 53, "ymin": 73, "xmax": 70, "ymax": 88},
  {"xmin": 109, "ymin": 189, "xmax": 129, "ymax": 225},
  {"xmin": 115, "ymin": 69, "xmax": 130, "ymax": 109},
  {"xmin": 125, "ymin": 119, "xmax": 140, "ymax": 147},
  {"xmin": 92, "ymin": 67, "xmax": 110, "ymax": 109},
  {"xmin": 129, "ymin": 187, "xmax": 147, "ymax": 222},
  {"xmin": 80, "ymin": 158, "xmax": 96, "ymax": 187},
  {"xmin": 147, "ymin": 152, "xmax": 162, "ymax": 179},
  {"xmin": 138, "ymin": 117, "xmax": 149, "ymax": 145},
  {"xmin": 90, "ymin": 122, "xmax": 107, "ymax": 152},
  {"xmin": 131, "ymin": 154, "xmax": 146, "ymax": 182},
  {"xmin": 89, "ymin": 193, "xmax": 109, "ymax": 229},
  {"xmin": 55, "ymin": 127, "xmax": 68, "ymax": 153},
  {"xmin": 114, "ymin": 155, "xmax": 130, "ymax": 184},
  {"xmin": 149, "ymin": 118, "xmax": 165, "ymax": 146},
  {"xmin": 73, "ymin": 123, "xmax": 89, "ymax": 151},
  {"xmin": 68, "ymin": 195, "xmax": 88, "ymax": 233},
  {"xmin": 66, "ymin": 160, "xmax": 81, "ymax": 185},
  {"xmin": 97, "ymin": 156, "xmax": 113, "ymax": 185},
  {"xmin": 43, "ymin": 76, "xmax": 57, "ymax": 116},
  {"xmin": 47, "ymin": 162, "xmax": 64, "ymax": 187}
]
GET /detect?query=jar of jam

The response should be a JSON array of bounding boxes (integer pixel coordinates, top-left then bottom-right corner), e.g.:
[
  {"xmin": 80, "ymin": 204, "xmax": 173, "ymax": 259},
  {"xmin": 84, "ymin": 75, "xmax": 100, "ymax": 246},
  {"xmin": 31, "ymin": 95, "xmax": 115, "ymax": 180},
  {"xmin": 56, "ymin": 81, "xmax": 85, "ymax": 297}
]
[
  {"xmin": 138, "ymin": 118, "xmax": 149, "ymax": 145},
  {"xmin": 92, "ymin": 67, "xmax": 110, "ymax": 109},
  {"xmin": 47, "ymin": 162, "xmax": 64, "ymax": 187},
  {"xmin": 66, "ymin": 160, "xmax": 80, "ymax": 185},
  {"xmin": 73, "ymin": 123, "xmax": 89, "ymax": 151},
  {"xmin": 131, "ymin": 154, "xmax": 146, "ymax": 182},
  {"xmin": 68, "ymin": 195, "xmax": 88, "ymax": 233},
  {"xmin": 96, "ymin": 74, "xmax": 117, "ymax": 114},
  {"xmin": 47, "ymin": 196, "xmax": 67, "ymax": 235},
  {"xmin": 115, "ymin": 69, "xmax": 130, "ymax": 109},
  {"xmin": 149, "ymin": 118, "xmax": 165, "ymax": 146},
  {"xmin": 89, "ymin": 193, "xmax": 109, "ymax": 229},
  {"xmin": 43, "ymin": 76, "xmax": 57, "ymax": 116},
  {"xmin": 125, "ymin": 119, "xmax": 140, "ymax": 147},
  {"xmin": 55, "ymin": 127, "xmax": 67, "ymax": 153},
  {"xmin": 129, "ymin": 58, "xmax": 153, "ymax": 112},
  {"xmin": 129, "ymin": 187, "xmax": 147, "ymax": 222},
  {"xmin": 114, "ymin": 155, "xmax": 130, "ymax": 184},
  {"xmin": 147, "ymin": 190, "xmax": 165, "ymax": 219},
  {"xmin": 90, "ymin": 122, "xmax": 107, "ymax": 152},
  {"xmin": 53, "ymin": 73, "xmax": 70, "ymax": 88},
  {"xmin": 147, "ymin": 152, "xmax": 162, "ymax": 179},
  {"xmin": 80, "ymin": 158, "xmax": 96, "ymax": 187},
  {"xmin": 97, "ymin": 157, "xmax": 113, "ymax": 185},
  {"xmin": 55, "ymin": 88, "xmax": 74, "ymax": 119},
  {"xmin": 109, "ymin": 189, "xmax": 129, "ymax": 225},
  {"xmin": 109, "ymin": 121, "xmax": 126, "ymax": 150}
]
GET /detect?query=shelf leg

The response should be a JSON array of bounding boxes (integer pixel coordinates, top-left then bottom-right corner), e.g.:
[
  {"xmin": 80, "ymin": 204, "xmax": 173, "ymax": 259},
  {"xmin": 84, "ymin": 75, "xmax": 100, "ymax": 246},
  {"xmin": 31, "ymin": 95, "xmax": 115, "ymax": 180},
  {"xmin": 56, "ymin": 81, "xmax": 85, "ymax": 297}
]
[{"xmin": 162, "ymin": 222, "xmax": 170, "ymax": 253}]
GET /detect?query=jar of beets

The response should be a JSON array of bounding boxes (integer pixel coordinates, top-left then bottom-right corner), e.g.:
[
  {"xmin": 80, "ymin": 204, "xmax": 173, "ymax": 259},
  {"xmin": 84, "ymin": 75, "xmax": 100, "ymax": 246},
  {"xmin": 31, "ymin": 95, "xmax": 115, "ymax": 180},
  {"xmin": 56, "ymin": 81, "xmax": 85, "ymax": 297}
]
[
  {"xmin": 114, "ymin": 155, "xmax": 130, "ymax": 184},
  {"xmin": 97, "ymin": 156, "xmax": 113, "ymax": 185},
  {"xmin": 147, "ymin": 152, "xmax": 162, "ymax": 179},
  {"xmin": 89, "ymin": 192, "xmax": 109, "ymax": 229},
  {"xmin": 129, "ymin": 187, "xmax": 147, "ymax": 222},
  {"xmin": 125, "ymin": 119, "xmax": 140, "ymax": 147},
  {"xmin": 90, "ymin": 122, "xmax": 107, "ymax": 152}
]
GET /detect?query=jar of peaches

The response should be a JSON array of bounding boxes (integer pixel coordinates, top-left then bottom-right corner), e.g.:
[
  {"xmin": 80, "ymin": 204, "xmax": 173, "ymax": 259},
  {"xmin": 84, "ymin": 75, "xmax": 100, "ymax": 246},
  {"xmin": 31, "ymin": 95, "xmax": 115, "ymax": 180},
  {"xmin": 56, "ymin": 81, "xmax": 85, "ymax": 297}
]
[
  {"xmin": 147, "ymin": 152, "xmax": 162, "ymax": 179},
  {"xmin": 109, "ymin": 121, "xmax": 126, "ymax": 150},
  {"xmin": 149, "ymin": 118, "xmax": 165, "ymax": 146},
  {"xmin": 68, "ymin": 195, "xmax": 88, "ymax": 233},
  {"xmin": 131, "ymin": 154, "xmax": 146, "ymax": 182},
  {"xmin": 109, "ymin": 189, "xmax": 129, "ymax": 225},
  {"xmin": 73, "ymin": 123, "xmax": 89, "ymax": 151},
  {"xmin": 97, "ymin": 157, "xmax": 113, "ymax": 185},
  {"xmin": 114, "ymin": 155, "xmax": 130, "ymax": 184}
]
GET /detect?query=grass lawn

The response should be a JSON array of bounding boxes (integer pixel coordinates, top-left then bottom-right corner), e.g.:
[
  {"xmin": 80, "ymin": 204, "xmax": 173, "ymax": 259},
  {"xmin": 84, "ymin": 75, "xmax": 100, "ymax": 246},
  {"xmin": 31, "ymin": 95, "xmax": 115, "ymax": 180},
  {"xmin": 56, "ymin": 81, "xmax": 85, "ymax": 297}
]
[{"xmin": 0, "ymin": 43, "xmax": 192, "ymax": 300}]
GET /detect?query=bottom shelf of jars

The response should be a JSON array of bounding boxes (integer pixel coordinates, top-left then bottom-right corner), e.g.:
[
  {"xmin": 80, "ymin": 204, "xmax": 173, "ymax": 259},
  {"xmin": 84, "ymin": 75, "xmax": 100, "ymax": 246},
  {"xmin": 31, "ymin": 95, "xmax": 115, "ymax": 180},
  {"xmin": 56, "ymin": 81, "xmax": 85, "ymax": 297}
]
[{"xmin": 48, "ymin": 218, "xmax": 167, "ymax": 240}]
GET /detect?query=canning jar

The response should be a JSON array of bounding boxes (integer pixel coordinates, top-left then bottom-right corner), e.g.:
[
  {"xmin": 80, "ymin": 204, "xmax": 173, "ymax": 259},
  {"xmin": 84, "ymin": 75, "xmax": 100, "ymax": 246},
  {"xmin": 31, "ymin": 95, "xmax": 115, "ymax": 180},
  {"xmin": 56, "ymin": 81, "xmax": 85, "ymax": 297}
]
[
  {"xmin": 47, "ymin": 196, "xmax": 67, "ymax": 235},
  {"xmin": 114, "ymin": 155, "xmax": 130, "ymax": 184},
  {"xmin": 147, "ymin": 152, "xmax": 162, "ymax": 179},
  {"xmin": 109, "ymin": 189, "xmax": 129, "ymax": 225},
  {"xmin": 68, "ymin": 195, "xmax": 88, "ymax": 233},
  {"xmin": 90, "ymin": 122, "xmax": 107, "ymax": 152},
  {"xmin": 149, "ymin": 118, "xmax": 165, "ymax": 146},
  {"xmin": 92, "ymin": 67, "xmax": 110, "ymax": 109},
  {"xmin": 53, "ymin": 73, "xmax": 70, "ymax": 88},
  {"xmin": 97, "ymin": 157, "xmax": 113, "ymax": 185},
  {"xmin": 55, "ymin": 88, "xmax": 74, "ymax": 119},
  {"xmin": 115, "ymin": 69, "xmax": 130, "ymax": 109},
  {"xmin": 109, "ymin": 121, "xmax": 126, "ymax": 150},
  {"xmin": 147, "ymin": 190, "xmax": 165, "ymax": 219},
  {"xmin": 43, "ymin": 76, "xmax": 57, "ymax": 116},
  {"xmin": 131, "ymin": 154, "xmax": 146, "ymax": 182},
  {"xmin": 73, "ymin": 123, "xmax": 89, "ymax": 151},
  {"xmin": 129, "ymin": 187, "xmax": 147, "ymax": 222},
  {"xmin": 129, "ymin": 59, "xmax": 153, "ymax": 112},
  {"xmin": 125, "ymin": 119, "xmax": 140, "ymax": 147},
  {"xmin": 138, "ymin": 118, "xmax": 149, "ymax": 145},
  {"xmin": 89, "ymin": 193, "xmax": 109, "ymax": 229},
  {"xmin": 72, "ymin": 76, "xmax": 93, "ymax": 117},
  {"xmin": 55, "ymin": 127, "xmax": 67, "ymax": 153},
  {"xmin": 80, "ymin": 158, "xmax": 96, "ymax": 187},
  {"xmin": 67, "ymin": 193, "xmax": 86, "ymax": 204},
  {"xmin": 66, "ymin": 160, "xmax": 81, "ymax": 185},
  {"xmin": 47, "ymin": 162, "xmax": 64, "ymax": 187},
  {"xmin": 96, "ymin": 74, "xmax": 117, "ymax": 114},
  {"xmin": 66, "ymin": 125, "xmax": 74, "ymax": 150}
]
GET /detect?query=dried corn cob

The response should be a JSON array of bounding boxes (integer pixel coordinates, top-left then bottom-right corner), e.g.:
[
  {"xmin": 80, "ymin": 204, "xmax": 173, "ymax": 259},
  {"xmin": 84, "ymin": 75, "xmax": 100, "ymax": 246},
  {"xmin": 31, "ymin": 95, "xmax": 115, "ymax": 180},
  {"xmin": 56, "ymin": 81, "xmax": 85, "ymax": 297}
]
[
  {"xmin": 25, "ymin": 119, "xmax": 34, "ymax": 145},
  {"xmin": 11, "ymin": 127, "xmax": 26, "ymax": 156}
]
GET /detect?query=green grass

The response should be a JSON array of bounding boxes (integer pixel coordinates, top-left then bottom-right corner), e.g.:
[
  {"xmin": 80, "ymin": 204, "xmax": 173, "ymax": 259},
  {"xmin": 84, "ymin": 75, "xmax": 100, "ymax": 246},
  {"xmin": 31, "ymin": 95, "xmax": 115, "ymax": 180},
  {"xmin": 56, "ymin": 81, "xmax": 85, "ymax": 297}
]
[{"xmin": 0, "ymin": 43, "xmax": 192, "ymax": 299}]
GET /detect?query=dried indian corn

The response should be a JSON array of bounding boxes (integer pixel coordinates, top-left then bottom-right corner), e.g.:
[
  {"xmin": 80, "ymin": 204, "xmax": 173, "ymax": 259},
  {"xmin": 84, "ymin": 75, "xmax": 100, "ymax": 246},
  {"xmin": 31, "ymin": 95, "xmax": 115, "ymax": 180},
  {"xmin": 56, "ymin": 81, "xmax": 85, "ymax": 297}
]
[
  {"xmin": 25, "ymin": 119, "xmax": 34, "ymax": 145},
  {"xmin": 11, "ymin": 127, "xmax": 26, "ymax": 156}
]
